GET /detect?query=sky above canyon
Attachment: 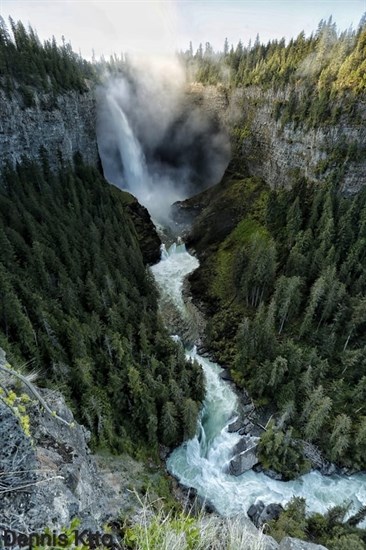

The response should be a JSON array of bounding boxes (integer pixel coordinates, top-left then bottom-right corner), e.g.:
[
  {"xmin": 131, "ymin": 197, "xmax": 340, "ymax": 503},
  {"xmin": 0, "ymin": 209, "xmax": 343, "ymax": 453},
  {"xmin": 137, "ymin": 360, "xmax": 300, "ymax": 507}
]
[{"xmin": 1, "ymin": 0, "xmax": 365, "ymax": 58}]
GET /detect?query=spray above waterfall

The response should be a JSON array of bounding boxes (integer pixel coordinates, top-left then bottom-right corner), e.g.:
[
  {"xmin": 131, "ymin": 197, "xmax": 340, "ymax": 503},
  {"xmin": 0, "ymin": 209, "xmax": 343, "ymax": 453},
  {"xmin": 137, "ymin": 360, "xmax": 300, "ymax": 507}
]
[{"xmin": 96, "ymin": 56, "xmax": 231, "ymax": 224}]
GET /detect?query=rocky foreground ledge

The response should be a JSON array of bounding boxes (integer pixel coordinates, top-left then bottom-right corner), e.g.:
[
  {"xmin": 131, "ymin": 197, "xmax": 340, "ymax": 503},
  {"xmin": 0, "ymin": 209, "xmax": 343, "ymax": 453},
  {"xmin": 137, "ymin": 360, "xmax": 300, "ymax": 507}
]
[{"xmin": 0, "ymin": 348, "xmax": 122, "ymax": 535}]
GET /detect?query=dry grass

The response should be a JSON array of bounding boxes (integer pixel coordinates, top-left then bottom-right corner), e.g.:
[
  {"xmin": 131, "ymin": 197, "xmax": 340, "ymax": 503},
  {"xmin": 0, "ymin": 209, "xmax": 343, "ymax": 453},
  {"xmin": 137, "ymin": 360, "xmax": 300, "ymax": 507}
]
[{"xmin": 123, "ymin": 492, "xmax": 267, "ymax": 550}]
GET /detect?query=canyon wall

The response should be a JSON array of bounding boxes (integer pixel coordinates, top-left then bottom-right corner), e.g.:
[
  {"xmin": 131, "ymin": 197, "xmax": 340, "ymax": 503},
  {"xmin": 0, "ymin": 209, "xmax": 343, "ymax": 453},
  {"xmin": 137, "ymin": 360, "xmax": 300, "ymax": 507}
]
[
  {"xmin": 0, "ymin": 86, "xmax": 99, "ymax": 170},
  {"xmin": 2, "ymin": 81, "xmax": 364, "ymax": 195},
  {"xmin": 190, "ymin": 83, "xmax": 366, "ymax": 194}
]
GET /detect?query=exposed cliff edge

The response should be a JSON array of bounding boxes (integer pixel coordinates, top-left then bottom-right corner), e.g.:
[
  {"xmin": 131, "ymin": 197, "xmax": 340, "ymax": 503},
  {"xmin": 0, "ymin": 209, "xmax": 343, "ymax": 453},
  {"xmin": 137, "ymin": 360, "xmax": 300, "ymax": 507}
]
[
  {"xmin": 118, "ymin": 190, "xmax": 162, "ymax": 265},
  {"xmin": 0, "ymin": 346, "xmax": 182, "ymax": 540},
  {"xmin": 188, "ymin": 84, "xmax": 366, "ymax": 195},
  {"xmin": 0, "ymin": 86, "xmax": 99, "ymax": 170},
  {"xmin": 0, "ymin": 348, "xmax": 122, "ymax": 535}
]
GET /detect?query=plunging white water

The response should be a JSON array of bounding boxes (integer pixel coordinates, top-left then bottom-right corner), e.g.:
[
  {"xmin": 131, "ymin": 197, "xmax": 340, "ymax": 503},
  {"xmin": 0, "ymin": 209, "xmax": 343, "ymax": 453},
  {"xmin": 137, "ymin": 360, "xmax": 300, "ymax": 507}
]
[
  {"xmin": 107, "ymin": 95, "xmax": 150, "ymax": 200},
  {"xmin": 151, "ymin": 243, "xmax": 366, "ymax": 522},
  {"xmin": 102, "ymin": 95, "xmax": 186, "ymax": 224}
]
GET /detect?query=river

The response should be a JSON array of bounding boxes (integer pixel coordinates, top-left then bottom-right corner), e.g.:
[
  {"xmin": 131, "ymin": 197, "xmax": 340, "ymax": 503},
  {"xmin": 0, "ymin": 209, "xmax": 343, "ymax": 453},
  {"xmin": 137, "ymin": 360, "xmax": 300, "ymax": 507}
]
[{"xmin": 151, "ymin": 241, "xmax": 366, "ymax": 523}]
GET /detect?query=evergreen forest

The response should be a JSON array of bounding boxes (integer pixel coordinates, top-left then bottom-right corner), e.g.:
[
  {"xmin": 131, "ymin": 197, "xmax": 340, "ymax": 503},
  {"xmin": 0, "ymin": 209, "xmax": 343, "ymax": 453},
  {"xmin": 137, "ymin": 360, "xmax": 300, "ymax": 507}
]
[
  {"xmin": 0, "ymin": 17, "xmax": 96, "ymax": 101},
  {"xmin": 181, "ymin": 16, "xmax": 366, "ymax": 126},
  {"xmin": 188, "ymin": 166, "xmax": 366, "ymax": 477},
  {"xmin": 180, "ymin": 13, "xmax": 366, "ymax": 479},
  {"xmin": 0, "ymin": 155, "xmax": 203, "ymax": 454},
  {"xmin": 1, "ymin": 11, "xmax": 366, "ymax": 549}
]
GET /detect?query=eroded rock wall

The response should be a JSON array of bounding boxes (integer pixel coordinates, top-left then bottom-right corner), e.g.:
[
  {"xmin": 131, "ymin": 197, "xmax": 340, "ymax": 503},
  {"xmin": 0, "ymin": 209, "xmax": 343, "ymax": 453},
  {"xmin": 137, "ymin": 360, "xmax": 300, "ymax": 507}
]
[
  {"xmin": 0, "ymin": 87, "xmax": 99, "ymax": 170},
  {"xmin": 189, "ymin": 84, "xmax": 366, "ymax": 194}
]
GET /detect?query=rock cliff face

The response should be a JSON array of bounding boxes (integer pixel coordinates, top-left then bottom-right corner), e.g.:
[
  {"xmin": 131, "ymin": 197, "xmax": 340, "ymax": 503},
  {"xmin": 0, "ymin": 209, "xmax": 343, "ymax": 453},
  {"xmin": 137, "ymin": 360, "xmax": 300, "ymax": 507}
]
[
  {"xmin": 0, "ymin": 348, "xmax": 121, "ymax": 535},
  {"xmin": 2, "ymin": 81, "xmax": 365, "ymax": 196},
  {"xmin": 121, "ymin": 192, "xmax": 162, "ymax": 265},
  {"xmin": 239, "ymin": 87, "xmax": 366, "ymax": 195},
  {"xmin": 0, "ymin": 87, "xmax": 99, "ymax": 170},
  {"xmin": 189, "ymin": 84, "xmax": 366, "ymax": 195}
]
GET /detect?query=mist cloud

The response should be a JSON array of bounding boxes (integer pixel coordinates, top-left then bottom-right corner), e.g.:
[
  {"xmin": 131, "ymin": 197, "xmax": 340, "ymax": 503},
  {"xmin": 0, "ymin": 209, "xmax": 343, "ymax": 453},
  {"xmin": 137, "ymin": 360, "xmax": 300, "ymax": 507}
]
[{"xmin": 96, "ymin": 56, "xmax": 231, "ymax": 225}]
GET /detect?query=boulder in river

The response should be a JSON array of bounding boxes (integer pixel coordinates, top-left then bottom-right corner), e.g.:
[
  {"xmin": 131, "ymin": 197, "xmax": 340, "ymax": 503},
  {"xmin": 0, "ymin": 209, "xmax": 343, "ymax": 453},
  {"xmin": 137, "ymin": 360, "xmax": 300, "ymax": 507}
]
[
  {"xmin": 220, "ymin": 369, "xmax": 234, "ymax": 382},
  {"xmin": 239, "ymin": 422, "xmax": 254, "ymax": 435},
  {"xmin": 248, "ymin": 500, "xmax": 284, "ymax": 527},
  {"xmin": 229, "ymin": 436, "xmax": 259, "ymax": 476},
  {"xmin": 247, "ymin": 501, "xmax": 265, "ymax": 525},
  {"xmin": 228, "ymin": 416, "xmax": 254, "ymax": 435},
  {"xmin": 228, "ymin": 417, "xmax": 243, "ymax": 433},
  {"xmin": 263, "ymin": 468, "xmax": 284, "ymax": 481},
  {"xmin": 233, "ymin": 437, "xmax": 250, "ymax": 454}
]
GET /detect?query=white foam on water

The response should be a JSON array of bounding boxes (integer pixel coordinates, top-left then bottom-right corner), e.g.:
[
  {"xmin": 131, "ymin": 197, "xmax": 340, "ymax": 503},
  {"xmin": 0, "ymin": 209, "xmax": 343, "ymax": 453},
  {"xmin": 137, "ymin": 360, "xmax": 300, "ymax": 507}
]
[{"xmin": 151, "ymin": 242, "xmax": 366, "ymax": 523}]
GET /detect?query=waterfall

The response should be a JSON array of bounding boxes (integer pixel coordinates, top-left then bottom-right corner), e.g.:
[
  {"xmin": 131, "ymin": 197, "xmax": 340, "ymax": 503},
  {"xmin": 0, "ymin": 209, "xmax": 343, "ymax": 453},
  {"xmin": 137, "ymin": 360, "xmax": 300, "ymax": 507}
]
[
  {"xmin": 98, "ymin": 91, "xmax": 187, "ymax": 225},
  {"xmin": 151, "ymin": 243, "xmax": 366, "ymax": 524},
  {"xmin": 107, "ymin": 95, "xmax": 151, "ymax": 201}
]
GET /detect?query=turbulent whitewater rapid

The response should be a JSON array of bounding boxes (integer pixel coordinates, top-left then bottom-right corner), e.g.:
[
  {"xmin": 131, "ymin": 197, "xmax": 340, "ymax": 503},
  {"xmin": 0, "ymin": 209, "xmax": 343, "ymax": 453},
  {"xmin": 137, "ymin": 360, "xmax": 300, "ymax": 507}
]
[{"xmin": 151, "ymin": 242, "xmax": 366, "ymax": 521}]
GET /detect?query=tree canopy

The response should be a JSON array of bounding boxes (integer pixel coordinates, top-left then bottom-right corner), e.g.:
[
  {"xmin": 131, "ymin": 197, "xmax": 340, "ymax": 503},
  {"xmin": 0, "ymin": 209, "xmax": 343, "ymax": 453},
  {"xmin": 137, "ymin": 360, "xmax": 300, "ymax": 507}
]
[
  {"xmin": 0, "ymin": 155, "xmax": 204, "ymax": 454},
  {"xmin": 0, "ymin": 17, "xmax": 96, "ymax": 98},
  {"xmin": 181, "ymin": 16, "xmax": 366, "ymax": 126}
]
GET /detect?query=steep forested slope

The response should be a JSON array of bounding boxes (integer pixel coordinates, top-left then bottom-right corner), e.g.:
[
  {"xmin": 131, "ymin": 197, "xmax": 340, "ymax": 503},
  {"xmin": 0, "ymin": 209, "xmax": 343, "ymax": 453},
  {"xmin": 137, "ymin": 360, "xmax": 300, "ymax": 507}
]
[
  {"xmin": 0, "ymin": 155, "xmax": 203, "ymax": 453},
  {"xmin": 184, "ymin": 162, "xmax": 366, "ymax": 476},
  {"xmin": 0, "ymin": 16, "xmax": 205, "ymax": 460}
]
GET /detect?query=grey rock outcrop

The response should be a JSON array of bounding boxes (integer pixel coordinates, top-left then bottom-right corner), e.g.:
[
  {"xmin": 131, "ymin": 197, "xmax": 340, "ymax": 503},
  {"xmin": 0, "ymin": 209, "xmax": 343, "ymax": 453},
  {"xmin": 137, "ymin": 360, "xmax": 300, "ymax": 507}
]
[
  {"xmin": 248, "ymin": 500, "xmax": 284, "ymax": 528},
  {"xmin": 0, "ymin": 86, "xmax": 98, "ymax": 170},
  {"xmin": 279, "ymin": 537, "xmax": 328, "ymax": 550},
  {"xmin": 227, "ymin": 394, "xmax": 261, "ymax": 476},
  {"xmin": 234, "ymin": 516, "xmax": 280, "ymax": 550},
  {"xmin": 0, "ymin": 348, "xmax": 121, "ymax": 534},
  {"xmin": 0, "ymin": 398, "xmax": 38, "ymax": 529},
  {"xmin": 264, "ymin": 536, "xmax": 281, "ymax": 549},
  {"xmin": 189, "ymin": 84, "xmax": 366, "ymax": 195},
  {"xmin": 228, "ymin": 417, "xmax": 243, "ymax": 433}
]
